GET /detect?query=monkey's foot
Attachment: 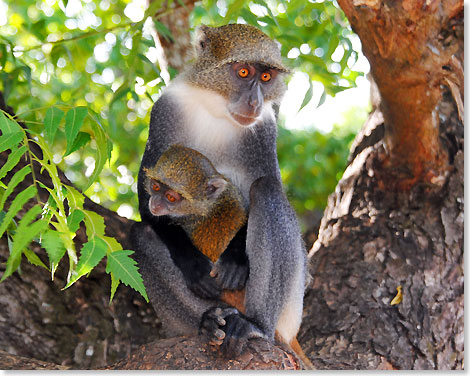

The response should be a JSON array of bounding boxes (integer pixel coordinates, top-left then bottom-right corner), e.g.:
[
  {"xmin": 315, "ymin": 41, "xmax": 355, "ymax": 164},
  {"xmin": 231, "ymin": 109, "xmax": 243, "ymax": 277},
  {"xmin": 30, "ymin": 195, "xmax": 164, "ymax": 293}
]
[
  {"xmin": 219, "ymin": 312, "xmax": 266, "ymax": 358},
  {"xmin": 200, "ymin": 307, "xmax": 238, "ymax": 346},
  {"xmin": 201, "ymin": 308, "xmax": 267, "ymax": 358}
]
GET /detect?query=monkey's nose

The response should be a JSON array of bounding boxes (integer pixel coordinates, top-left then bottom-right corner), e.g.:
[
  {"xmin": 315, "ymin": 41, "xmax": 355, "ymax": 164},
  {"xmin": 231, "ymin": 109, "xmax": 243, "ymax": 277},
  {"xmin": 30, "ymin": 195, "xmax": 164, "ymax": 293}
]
[{"xmin": 249, "ymin": 97, "xmax": 259, "ymax": 107}]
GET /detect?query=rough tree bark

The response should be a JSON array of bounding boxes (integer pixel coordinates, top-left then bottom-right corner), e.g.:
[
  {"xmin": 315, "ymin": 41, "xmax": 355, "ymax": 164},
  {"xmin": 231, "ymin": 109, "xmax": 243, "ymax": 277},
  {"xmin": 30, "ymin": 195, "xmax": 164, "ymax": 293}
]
[{"xmin": 300, "ymin": 0, "xmax": 463, "ymax": 370}]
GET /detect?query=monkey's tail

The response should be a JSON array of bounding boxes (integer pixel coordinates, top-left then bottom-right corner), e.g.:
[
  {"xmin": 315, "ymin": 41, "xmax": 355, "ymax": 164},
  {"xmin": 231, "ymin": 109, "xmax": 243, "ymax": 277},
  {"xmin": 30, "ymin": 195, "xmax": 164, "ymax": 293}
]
[{"xmin": 289, "ymin": 338, "xmax": 314, "ymax": 370}]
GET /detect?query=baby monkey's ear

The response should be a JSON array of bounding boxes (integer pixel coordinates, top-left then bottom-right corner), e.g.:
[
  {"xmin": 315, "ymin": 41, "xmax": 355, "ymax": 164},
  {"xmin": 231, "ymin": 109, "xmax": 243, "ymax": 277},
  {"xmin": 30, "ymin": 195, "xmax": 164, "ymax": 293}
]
[{"xmin": 205, "ymin": 177, "xmax": 227, "ymax": 199}]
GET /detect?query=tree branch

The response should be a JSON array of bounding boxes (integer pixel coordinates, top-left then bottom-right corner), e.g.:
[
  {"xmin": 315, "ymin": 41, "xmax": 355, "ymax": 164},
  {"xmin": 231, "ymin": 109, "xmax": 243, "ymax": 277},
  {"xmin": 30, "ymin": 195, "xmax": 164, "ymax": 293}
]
[{"xmin": 338, "ymin": 0, "xmax": 463, "ymax": 190}]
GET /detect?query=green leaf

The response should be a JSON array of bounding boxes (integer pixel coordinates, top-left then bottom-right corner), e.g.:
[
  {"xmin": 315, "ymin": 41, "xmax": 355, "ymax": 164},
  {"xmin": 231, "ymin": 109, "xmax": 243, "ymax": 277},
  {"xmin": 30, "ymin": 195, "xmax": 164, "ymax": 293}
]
[
  {"xmin": 100, "ymin": 235, "xmax": 123, "ymax": 252},
  {"xmin": 0, "ymin": 132, "xmax": 23, "ymax": 153},
  {"xmin": 109, "ymin": 83, "xmax": 130, "ymax": 109},
  {"xmin": 82, "ymin": 209, "xmax": 105, "ymax": 237},
  {"xmin": 109, "ymin": 272, "xmax": 120, "ymax": 303},
  {"xmin": 2, "ymin": 205, "xmax": 48, "ymax": 281},
  {"xmin": 225, "ymin": 0, "xmax": 245, "ymax": 19},
  {"xmin": 0, "ymin": 165, "xmax": 31, "ymax": 212},
  {"xmin": 65, "ymin": 185, "xmax": 84, "ymax": 210},
  {"xmin": 24, "ymin": 248, "xmax": 49, "ymax": 270},
  {"xmin": 64, "ymin": 107, "xmax": 88, "ymax": 156},
  {"xmin": 44, "ymin": 106, "xmax": 65, "ymax": 144},
  {"xmin": 0, "ymin": 145, "xmax": 27, "ymax": 181},
  {"xmin": 64, "ymin": 236, "xmax": 107, "ymax": 288},
  {"xmin": 0, "ymin": 112, "xmax": 22, "ymax": 134},
  {"xmin": 0, "ymin": 185, "xmax": 36, "ymax": 239},
  {"xmin": 67, "ymin": 209, "xmax": 85, "ymax": 233},
  {"xmin": 299, "ymin": 79, "xmax": 313, "ymax": 112},
  {"xmin": 67, "ymin": 131, "xmax": 91, "ymax": 155},
  {"xmin": 0, "ymin": 211, "xmax": 5, "ymax": 227},
  {"xmin": 83, "ymin": 115, "xmax": 110, "ymax": 190},
  {"xmin": 0, "ymin": 43, "xmax": 7, "ymax": 68},
  {"xmin": 41, "ymin": 230, "xmax": 67, "ymax": 278},
  {"xmin": 106, "ymin": 250, "xmax": 148, "ymax": 302},
  {"xmin": 317, "ymin": 89, "xmax": 327, "ymax": 108}
]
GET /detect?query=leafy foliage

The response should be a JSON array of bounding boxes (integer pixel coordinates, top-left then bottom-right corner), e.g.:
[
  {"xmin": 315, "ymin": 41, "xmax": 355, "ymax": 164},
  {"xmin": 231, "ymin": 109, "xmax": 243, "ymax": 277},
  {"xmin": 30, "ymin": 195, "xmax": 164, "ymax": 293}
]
[
  {"xmin": 1, "ymin": 0, "xmax": 364, "ymax": 219},
  {"xmin": 277, "ymin": 121, "xmax": 360, "ymax": 219},
  {"xmin": 0, "ymin": 0, "xmax": 366, "ymax": 298},
  {"xmin": 0, "ymin": 111, "xmax": 148, "ymax": 302}
]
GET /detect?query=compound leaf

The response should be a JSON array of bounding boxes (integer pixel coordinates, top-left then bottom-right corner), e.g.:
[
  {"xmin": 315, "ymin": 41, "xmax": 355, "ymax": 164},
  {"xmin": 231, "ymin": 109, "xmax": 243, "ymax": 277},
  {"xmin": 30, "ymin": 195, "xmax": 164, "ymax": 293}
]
[
  {"xmin": 64, "ymin": 236, "xmax": 107, "ymax": 288},
  {"xmin": 106, "ymin": 250, "xmax": 148, "ymax": 302}
]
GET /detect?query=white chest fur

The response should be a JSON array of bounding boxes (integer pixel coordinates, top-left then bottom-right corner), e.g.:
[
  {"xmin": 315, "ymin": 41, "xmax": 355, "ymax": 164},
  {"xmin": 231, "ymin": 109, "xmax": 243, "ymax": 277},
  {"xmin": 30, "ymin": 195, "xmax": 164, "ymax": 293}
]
[
  {"xmin": 165, "ymin": 81, "xmax": 242, "ymax": 153},
  {"xmin": 163, "ymin": 81, "xmax": 276, "ymax": 204}
]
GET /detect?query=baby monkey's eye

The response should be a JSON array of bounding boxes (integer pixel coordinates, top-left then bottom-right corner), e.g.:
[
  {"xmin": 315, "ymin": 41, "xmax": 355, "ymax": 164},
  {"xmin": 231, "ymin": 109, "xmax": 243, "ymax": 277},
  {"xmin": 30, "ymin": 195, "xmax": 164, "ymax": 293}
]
[
  {"xmin": 261, "ymin": 72, "xmax": 271, "ymax": 82},
  {"xmin": 152, "ymin": 181, "xmax": 160, "ymax": 192},
  {"xmin": 238, "ymin": 67, "xmax": 249, "ymax": 78},
  {"xmin": 165, "ymin": 191, "xmax": 181, "ymax": 203}
]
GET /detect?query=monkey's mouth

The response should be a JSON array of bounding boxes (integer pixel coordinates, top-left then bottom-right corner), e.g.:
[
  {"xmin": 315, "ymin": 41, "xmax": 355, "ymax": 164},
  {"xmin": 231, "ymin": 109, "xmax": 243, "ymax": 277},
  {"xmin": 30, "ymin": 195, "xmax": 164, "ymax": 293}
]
[{"xmin": 229, "ymin": 111, "xmax": 259, "ymax": 127}]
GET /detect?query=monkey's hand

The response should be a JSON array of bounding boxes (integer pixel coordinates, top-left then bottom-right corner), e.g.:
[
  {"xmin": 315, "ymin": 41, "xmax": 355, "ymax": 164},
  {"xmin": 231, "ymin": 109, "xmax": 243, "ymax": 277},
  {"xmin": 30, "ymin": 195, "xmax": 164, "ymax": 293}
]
[
  {"xmin": 200, "ymin": 307, "xmax": 238, "ymax": 346},
  {"xmin": 200, "ymin": 308, "xmax": 266, "ymax": 358},
  {"xmin": 210, "ymin": 258, "xmax": 248, "ymax": 290},
  {"xmin": 186, "ymin": 262, "xmax": 223, "ymax": 300}
]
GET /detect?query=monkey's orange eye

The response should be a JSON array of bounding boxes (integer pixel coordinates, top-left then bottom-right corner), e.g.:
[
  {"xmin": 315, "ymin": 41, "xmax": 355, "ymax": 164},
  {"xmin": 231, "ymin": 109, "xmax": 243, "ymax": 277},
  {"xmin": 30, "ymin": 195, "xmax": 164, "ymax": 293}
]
[
  {"xmin": 238, "ymin": 68, "xmax": 249, "ymax": 78},
  {"xmin": 165, "ymin": 191, "xmax": 181, "ymax": 203},
  {"xmin": 261, "ymin": 72, "xmax": 271, "ymax": 82},
  {"xmin": 152, "ymin": 182, "xmax": 160, "ymax": 192}
]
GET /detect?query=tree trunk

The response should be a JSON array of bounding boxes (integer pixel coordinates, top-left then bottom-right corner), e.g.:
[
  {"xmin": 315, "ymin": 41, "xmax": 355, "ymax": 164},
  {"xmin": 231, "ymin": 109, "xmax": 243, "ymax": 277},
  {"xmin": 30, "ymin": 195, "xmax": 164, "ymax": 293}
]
[{"xmin": 300, "ymin": 0, "xmax": 463, "ymax": 370}]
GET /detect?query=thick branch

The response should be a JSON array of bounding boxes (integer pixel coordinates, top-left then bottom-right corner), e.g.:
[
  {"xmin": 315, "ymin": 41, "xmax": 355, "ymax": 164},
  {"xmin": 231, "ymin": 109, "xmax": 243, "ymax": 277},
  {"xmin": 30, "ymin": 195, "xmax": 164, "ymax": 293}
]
[
  {"xmin": 338, "ymin": 0, "xmax": 463, "ymax": 190},
  {"xmin": 150, "ymin": 0, "xmax": 198, "ymax": 73}
]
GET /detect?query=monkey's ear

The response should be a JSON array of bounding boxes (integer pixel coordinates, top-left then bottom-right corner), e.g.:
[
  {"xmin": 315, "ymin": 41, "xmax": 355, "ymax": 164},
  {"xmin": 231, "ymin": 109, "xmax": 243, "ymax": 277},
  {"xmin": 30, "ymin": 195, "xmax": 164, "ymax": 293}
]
[
  {"xmin": 206, "ymin": 177, "xmax": 227, "ymax": 199},
  {"xmin": 195, "ymin": 25, "xmax": 211, "ymax": 53}
]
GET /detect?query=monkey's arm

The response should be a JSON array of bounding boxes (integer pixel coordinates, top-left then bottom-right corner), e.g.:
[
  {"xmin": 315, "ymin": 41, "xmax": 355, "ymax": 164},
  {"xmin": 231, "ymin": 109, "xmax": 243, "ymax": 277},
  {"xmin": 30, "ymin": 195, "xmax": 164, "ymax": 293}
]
[
  {"xmin": 130, "ymin": 221, "xmax": 230, "ymax": 338},
  {"xmin": 211, "ymin": 225, "xmax": 249, "ymax": 290},
  {"xmin": 245, "ymin": 175, "xmax": 306, "ymax": 339},
  {"xmin": 215, "ymin": 175, "xmax": 306, "ymax": 356}
]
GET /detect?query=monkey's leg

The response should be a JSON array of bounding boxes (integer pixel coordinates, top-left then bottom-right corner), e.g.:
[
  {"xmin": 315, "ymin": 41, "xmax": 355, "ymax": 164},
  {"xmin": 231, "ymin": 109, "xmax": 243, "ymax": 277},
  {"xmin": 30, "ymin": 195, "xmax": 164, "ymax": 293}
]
[
  {"xmin": 130, "ymin": 221, "xmax": 225, "ymax": 338},
  {"xmin": 243, "ymin": 176, "xmax": 306, "ymax": 350}
]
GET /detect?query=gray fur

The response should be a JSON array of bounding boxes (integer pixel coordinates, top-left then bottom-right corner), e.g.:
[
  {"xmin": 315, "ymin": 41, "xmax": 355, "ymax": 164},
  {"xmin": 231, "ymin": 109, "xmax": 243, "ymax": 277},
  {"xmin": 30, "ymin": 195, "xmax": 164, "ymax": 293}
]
[{"xmin": 130, "ymin": 222, "xmax": 212, "ymax": 336}]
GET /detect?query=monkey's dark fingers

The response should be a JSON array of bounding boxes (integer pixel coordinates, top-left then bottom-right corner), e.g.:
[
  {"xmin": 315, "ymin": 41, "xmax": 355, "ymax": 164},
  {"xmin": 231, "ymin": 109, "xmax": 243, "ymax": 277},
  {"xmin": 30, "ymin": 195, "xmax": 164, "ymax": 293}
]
[
  {"xmin": 200, "ymin": 307, "xmax": 240, "ymax": 346},
  {"xmin": 208, "ymin": 329, "xmax": 226, "ymax": 346},
  {"xmin": 213, "ymin": 263, "xmax": 249, "ymax": 290},
  {"xmin": 200, "ymin": 307, "xmax": 226, "ymax": 333},
  {"xmin": 189, "ymin": 275, "xmax": 222, "ymax": 300},
  {"xmin": 220, "ymin": 313, "xmax": 266, "ymax": 358}
]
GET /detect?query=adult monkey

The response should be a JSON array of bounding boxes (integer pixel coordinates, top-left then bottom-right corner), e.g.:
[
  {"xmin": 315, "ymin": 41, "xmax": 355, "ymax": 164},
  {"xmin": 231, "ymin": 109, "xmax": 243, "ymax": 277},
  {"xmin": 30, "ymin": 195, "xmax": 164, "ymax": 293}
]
[{"xmin": 130, "ymin": 24, "xmax": 307, "ymax": 358}]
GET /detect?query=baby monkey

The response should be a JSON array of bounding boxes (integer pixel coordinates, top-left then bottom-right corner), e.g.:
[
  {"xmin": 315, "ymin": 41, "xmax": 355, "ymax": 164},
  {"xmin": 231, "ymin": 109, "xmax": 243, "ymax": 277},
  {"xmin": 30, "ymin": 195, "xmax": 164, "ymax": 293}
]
[
  {"xmin": 144, "ymin": 144, "xmax": 248, "ymax": 308},
  {"xmin": 144, "ymin": 144, "xmax": 313, "ymax": 368},
  {"xmin": 144, "ymin": 144, "xmax": 246, "ymax": 264}
]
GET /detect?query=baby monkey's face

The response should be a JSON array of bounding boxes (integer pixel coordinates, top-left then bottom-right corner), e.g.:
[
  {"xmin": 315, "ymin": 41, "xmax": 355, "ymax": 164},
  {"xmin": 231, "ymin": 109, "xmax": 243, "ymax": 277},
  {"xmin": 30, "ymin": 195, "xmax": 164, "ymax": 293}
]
[{"xmin": 146, "ymin": 179, "xmax": 186, "ymax": 217}]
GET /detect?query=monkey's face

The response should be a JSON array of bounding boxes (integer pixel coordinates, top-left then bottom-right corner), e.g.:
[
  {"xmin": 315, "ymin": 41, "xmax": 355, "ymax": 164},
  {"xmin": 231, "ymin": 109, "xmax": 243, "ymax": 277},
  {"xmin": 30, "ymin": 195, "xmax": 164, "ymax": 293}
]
[
  {"xmin": 147, "ymin": 179, "xmax": 187, "ymax": 217},
  {"xmin": 223, "ymin": 63, "xmax": 278, "ymax": 127},
  {"xmin": 146, "ymin": 178, "xmax": 219, "ymax": 218}
]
